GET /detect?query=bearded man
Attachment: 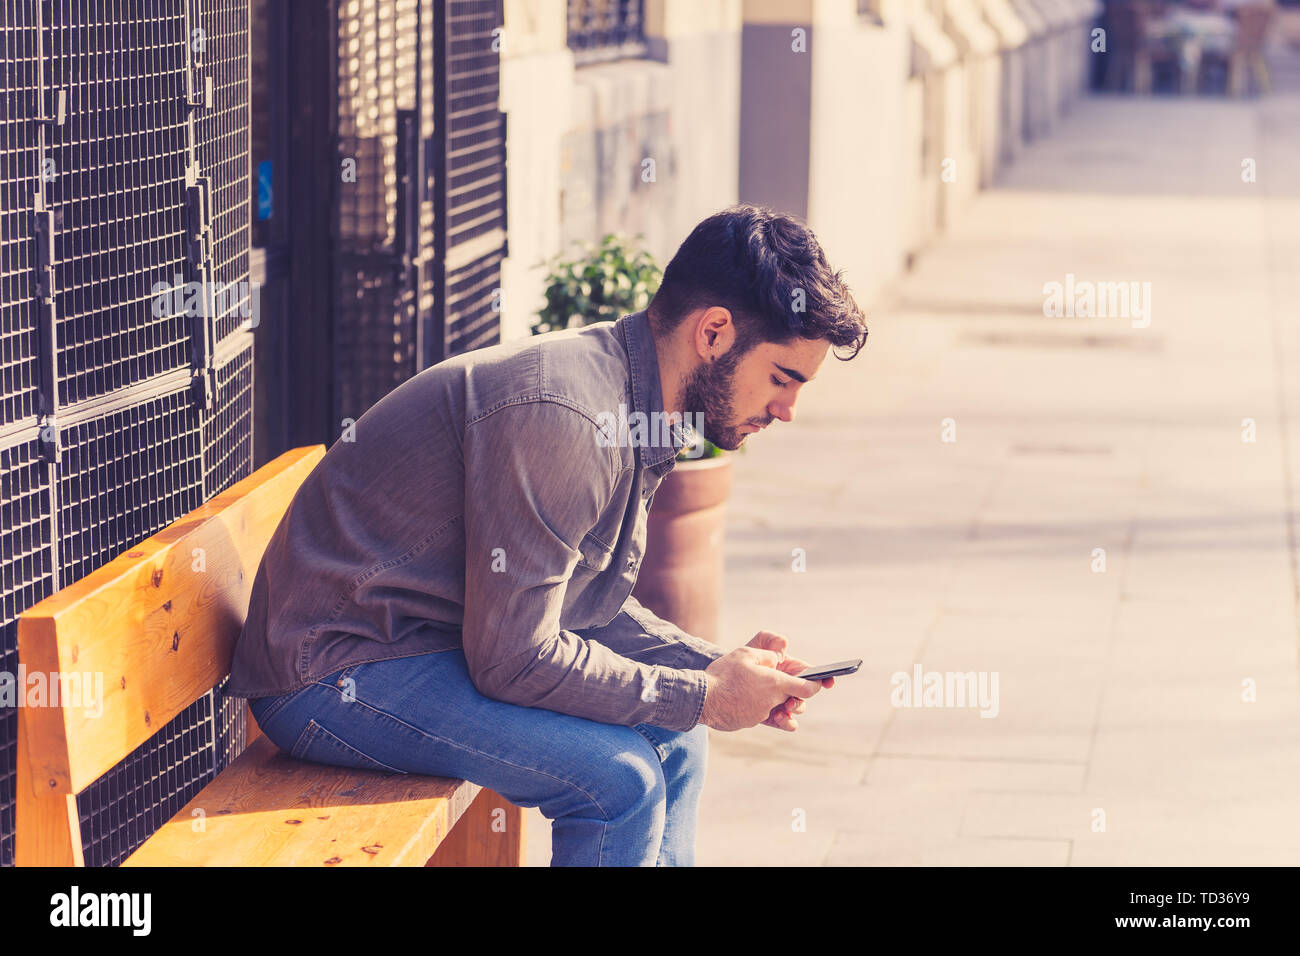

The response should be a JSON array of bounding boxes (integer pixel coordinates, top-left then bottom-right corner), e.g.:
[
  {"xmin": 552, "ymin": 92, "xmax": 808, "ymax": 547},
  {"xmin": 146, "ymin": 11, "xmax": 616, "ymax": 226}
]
[{"xmin": 228, "ymin": 203, "xmax": 869, "ymax": 866}]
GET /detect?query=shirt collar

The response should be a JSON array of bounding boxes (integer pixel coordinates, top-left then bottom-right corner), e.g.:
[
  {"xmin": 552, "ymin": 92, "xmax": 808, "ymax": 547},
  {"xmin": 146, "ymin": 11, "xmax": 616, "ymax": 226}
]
[{"xmin": 616, "ymin": 308, "xmax": 688, "ymax": 472}]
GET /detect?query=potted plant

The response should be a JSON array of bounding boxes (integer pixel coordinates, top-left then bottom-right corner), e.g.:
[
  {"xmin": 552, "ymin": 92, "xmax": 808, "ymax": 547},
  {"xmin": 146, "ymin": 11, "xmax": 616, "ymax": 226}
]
[
  {"xmin": 532, "ymin": 232, "xmax": 661, "ymax": 334},
  {"xmin": 534, "ymin": 234, "xmax": 733, "ymax": 642}
]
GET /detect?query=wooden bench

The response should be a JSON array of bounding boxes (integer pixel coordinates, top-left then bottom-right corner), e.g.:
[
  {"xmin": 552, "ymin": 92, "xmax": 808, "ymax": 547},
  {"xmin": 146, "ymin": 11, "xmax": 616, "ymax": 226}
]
[{"xmin": 16, "ymin": 445, "xmax": 524, "ymax": 867}]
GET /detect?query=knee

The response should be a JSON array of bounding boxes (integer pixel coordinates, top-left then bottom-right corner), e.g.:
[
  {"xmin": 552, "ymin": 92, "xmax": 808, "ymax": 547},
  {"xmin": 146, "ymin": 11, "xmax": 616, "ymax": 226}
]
[{"xmin": 596, "ymin": 746, "xmax": 667, "ymax": 824}]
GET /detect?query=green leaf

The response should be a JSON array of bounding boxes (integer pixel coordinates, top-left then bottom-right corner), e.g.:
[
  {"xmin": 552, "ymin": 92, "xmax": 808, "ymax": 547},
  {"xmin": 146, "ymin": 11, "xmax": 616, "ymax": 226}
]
[{"xmin": 533, "ymin": 234, "xmax": 664, "ymax": 334}]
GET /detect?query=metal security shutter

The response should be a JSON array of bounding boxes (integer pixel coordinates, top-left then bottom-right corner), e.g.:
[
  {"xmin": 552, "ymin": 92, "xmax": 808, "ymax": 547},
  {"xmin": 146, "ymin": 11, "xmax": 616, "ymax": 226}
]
[
  {"xmin": 0, "ymin": 0, "xmax": 252, "ymax": 868},
  {"xmin": 287, "ymin": 0, "xmax": 506, "ymax": 441},
  {"xmin": 334, "ymin": 0, "xmax": 424, "ymax": 420},
  {"xmin": 431, "ymin": 0, "xmax": 507, "ymax": 360}
]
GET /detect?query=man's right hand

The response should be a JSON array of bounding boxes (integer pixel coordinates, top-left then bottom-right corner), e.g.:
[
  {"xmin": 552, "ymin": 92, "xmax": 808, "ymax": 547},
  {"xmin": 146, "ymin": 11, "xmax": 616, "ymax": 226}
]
[{"xmin": 700, "ymin": 645, "xmax": 824, "ymax": 731}]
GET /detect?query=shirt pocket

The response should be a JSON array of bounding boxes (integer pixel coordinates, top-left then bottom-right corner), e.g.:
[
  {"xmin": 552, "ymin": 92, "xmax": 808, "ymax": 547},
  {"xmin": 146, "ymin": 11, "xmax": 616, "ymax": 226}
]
[
  {"xmin": 565, "ymin": 532, "xmax": 620, "ymax": 624},
  {"xmin": 576, "ymin": 531, "xmax": 614, "ymax": 573}
]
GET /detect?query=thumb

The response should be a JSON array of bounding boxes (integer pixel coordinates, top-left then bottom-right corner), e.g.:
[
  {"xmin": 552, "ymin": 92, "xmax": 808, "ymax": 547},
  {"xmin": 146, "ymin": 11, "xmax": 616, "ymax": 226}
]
[{"xmin": 776, "ymin": 672, "xmax": 823, "ymax": 699}]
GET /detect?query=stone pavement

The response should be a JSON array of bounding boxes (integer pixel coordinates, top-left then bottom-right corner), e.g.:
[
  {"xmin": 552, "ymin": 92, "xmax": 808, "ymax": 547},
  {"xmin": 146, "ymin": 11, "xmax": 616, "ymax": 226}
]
[{"xmin": 524, "ymin": 62, "xmax": 1300, "ymax": 866}]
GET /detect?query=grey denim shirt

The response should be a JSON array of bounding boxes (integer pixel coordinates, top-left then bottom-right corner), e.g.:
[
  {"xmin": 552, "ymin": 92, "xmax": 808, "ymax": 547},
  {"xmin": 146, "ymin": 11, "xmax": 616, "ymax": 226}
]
[{"xmin": 227, "ymin": 309, "xmax": 726, "ymax": 732}]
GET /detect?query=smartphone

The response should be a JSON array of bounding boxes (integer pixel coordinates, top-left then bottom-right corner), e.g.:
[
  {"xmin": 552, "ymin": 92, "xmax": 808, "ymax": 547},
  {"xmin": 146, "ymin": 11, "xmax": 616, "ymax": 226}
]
[{"xmin": 792, "ymin": 659, "xmax": 861, "ymax": 681}]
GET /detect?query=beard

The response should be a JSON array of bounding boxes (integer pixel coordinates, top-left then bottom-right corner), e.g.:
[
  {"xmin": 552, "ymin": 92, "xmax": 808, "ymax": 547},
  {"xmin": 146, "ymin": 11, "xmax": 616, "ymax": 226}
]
[{"xmin": 679, "ymin": 349, "xmax": 772, "ymax": 451}]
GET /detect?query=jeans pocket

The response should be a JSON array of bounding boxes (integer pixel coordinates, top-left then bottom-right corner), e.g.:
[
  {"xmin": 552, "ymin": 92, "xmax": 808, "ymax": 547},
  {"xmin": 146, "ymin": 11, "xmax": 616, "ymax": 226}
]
[
  {"xmin": 289, "ymin": 718, "xmax": 410, "ymax": 775},
  {"xmin": 249, "ymin": 682, "xmax": 313, "ymax": 729}
]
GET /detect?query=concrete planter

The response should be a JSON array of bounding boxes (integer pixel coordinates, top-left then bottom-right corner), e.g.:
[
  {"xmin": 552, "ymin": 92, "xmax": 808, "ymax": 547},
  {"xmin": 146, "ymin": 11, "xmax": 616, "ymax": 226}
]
[{"xmin": 632, "ymin": 454, "xmax": 733, "ymax": 643}]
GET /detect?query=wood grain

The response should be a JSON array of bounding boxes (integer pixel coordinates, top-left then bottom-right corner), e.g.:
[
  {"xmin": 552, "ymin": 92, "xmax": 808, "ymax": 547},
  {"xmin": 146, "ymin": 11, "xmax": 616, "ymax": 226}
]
[
  {"xmin": 14, "ymin": 704, "xmax": 82, "ymax": 866},
  {"xmin": 427, "ymin": 788, "xmax": 526, "ymax": 867},
  {"xmin": 122, "ymin": 735, "xmax": 482, "ymax": 867},
  {"xmin": 17, "ymin": 445, "xmax": 325, "ymax": 795}
]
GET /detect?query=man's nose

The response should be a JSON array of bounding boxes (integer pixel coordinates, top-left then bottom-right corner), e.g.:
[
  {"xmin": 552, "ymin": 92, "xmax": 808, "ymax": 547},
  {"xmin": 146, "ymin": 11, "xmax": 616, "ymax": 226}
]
[{"xmin": 770, "ymin": 397, "xmax": 795, "ymax": 424}]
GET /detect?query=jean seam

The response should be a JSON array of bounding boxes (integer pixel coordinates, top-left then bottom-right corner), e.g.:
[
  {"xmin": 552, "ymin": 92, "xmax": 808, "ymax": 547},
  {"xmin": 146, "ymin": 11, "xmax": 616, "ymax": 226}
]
[
  {"xmin": 291, "ymin": 718, "xmax": 410, "ymax": 775},
  {"xmin": 631, "ymin": 724, "xmax": 667, "ymax": 763},
  {"xmin": 332, "ymin": 690, "xmax": 615, "ymax": 824}
]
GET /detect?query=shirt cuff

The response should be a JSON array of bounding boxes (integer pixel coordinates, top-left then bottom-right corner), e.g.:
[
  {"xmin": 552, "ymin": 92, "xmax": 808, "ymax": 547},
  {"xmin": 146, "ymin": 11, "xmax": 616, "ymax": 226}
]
[{"xmin": 648, "ymin": 667, "xmax": 711, "ymax": 732}]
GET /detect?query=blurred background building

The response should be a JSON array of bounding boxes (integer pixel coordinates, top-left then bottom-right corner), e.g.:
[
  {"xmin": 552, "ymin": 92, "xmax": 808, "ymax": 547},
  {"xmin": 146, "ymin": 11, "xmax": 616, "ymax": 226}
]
[{"xmin": 3, "ymin": 0, "xmax": 1296, "ymax": 866}]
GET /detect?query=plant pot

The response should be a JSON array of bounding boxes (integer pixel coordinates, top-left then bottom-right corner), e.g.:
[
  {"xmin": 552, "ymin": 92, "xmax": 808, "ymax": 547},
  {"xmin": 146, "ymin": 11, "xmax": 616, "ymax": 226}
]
[{"xmin": 632, "ymin": 454, "xmax": 733, "ymax": 643}]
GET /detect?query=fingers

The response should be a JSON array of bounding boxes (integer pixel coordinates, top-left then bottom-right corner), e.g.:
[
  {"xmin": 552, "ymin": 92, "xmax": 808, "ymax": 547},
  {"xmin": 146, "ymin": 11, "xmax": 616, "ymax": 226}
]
[
  {"xmin": 760, "ymin": 695, "xmax": 809, "ymax": 731},
  {"xmin": 777, "ymin": 656, "xmax": 810, "ymax": 675},
  {"xmin": 764, "ymin": 707, "xmax": 798, "ymax": 732},
  {"xmin": 747, "ymin": 646, "xmax": 784, "ymax": 668},
  {"xmin": 747, "ymin": 630, "xmax": 789, "ymax": 655}
]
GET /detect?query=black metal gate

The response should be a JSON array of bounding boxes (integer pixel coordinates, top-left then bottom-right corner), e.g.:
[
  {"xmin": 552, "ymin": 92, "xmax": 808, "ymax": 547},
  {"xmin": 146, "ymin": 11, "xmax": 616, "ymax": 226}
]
[
  {"xmin": 286, "ymin": 0, "xmax": 507, "ymax": 442},
  {"xmin": 0, "ymin": 0, "xmax": 252, "ymax": 867}
]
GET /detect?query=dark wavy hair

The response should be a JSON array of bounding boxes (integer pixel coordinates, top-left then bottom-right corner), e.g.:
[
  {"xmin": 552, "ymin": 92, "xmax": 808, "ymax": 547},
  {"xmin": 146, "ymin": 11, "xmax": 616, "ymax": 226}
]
[{"xmin": 647, "ymin": 203, "xmax": 868, "ymax": 360}]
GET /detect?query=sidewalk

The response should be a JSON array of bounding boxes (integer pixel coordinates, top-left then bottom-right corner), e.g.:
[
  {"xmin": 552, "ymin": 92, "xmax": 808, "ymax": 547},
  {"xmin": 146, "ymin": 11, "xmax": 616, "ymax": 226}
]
[{"xmin": 526, "ymin": 67, "xmax": 1300, "ymax": 865}]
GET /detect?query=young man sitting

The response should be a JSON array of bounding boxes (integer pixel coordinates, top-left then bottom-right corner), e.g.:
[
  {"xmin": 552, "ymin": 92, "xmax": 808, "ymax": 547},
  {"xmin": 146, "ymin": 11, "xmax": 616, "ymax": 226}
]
[{"xmin": 228, "ymin": 202, "xmax": 869, "ymax": 866}]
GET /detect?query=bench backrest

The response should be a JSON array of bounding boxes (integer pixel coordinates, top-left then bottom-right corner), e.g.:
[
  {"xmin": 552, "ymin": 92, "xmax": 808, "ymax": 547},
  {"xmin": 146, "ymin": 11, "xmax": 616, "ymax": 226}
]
[{"xmin": 16, "ymin": 445, "xmax": 325, "ymax": 865}]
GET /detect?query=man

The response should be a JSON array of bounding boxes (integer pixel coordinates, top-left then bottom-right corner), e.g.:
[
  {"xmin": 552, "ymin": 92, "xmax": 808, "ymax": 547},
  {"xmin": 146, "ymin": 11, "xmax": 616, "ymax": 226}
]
[{"xmin": 228, "ymin": 203, "xmax": 869, "ymax": 866}]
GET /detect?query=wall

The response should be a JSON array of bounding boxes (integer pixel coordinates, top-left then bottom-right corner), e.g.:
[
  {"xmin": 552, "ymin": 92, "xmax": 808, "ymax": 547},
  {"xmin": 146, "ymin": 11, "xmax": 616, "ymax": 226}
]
[{"xmin": 499, "ymin": 0, "xmax": 743, "ymax": 342}]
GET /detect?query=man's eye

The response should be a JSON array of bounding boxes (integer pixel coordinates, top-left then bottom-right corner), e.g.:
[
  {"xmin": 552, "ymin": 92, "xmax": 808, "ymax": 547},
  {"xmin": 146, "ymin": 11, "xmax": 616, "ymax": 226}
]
[{"xmin": 771, "ymin": 376, "xmax": 788, "ymax": 387}]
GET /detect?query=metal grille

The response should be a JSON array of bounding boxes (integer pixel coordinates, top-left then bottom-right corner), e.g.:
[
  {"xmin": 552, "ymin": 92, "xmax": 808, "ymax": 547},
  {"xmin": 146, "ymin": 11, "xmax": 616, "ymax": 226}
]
[
  {"xmin": 567, "ymin": 0, "xmax": 646, "ymax": 65},
  {"xmin": 0, "ymin": 4, "xmax": 41, "ymax": 429},
  {"xmin": 195, "ymin": 0, "xmax": 253, "ymax": 344},
  {"xmin": 0, "ymin": 0, "xmax": 252, "ymax": 867},
  {"xmin": 0, "ymin": 440, "xmax": 55, "ymax": 867},
  {"xmin": 55, "ymin": 392, "xmax": 203, "ymax": 586},
  {"xmin": 203, "ymin": 343, "xmax": 253, "ymax": 497},
  {"xmin": 45, "ymin": 2, "xmax": 192, "ymax": 406},
  {"xmin": 77, "ymin": 677, "xmax": 246, "ymax": 867}
]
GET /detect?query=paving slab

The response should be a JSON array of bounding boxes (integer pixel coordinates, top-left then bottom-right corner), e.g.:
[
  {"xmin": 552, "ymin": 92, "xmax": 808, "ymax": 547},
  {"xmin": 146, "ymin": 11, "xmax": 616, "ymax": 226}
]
[{"xmin": 528, "ymin": 65, "xmax": 1300, "ymax": 866}]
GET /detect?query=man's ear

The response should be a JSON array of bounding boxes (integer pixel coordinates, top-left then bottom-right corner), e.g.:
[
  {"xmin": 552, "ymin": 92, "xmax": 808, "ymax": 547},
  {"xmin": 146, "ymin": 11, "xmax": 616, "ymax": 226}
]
[{"xmin": 692, "ymin": 307, "xmax": 737, "ymax": 362}]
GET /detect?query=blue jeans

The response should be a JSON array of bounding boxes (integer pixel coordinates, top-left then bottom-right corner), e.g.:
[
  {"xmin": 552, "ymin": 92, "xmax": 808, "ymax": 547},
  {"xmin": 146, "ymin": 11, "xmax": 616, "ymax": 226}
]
[{"xmin": 247, "ymin": 649, "xmax": 709, "ymax": 866}]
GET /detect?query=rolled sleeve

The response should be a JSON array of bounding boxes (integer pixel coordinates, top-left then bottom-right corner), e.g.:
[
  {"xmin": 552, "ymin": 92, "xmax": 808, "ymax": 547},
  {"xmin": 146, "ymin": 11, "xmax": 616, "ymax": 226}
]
[
  {"xmin": 461, "ymin": 400, "xmax": 710, "ymax": 732},
  {"xmin": 613, "ymin": 594, "xmax": 728, "ymax": 671}
]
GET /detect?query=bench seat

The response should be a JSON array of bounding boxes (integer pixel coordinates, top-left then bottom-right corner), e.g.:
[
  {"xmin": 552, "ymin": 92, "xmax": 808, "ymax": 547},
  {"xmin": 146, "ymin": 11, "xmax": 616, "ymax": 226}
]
[{"xmin": 122, "ymin": 736, "xmax": 482, "ymax": 867}]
